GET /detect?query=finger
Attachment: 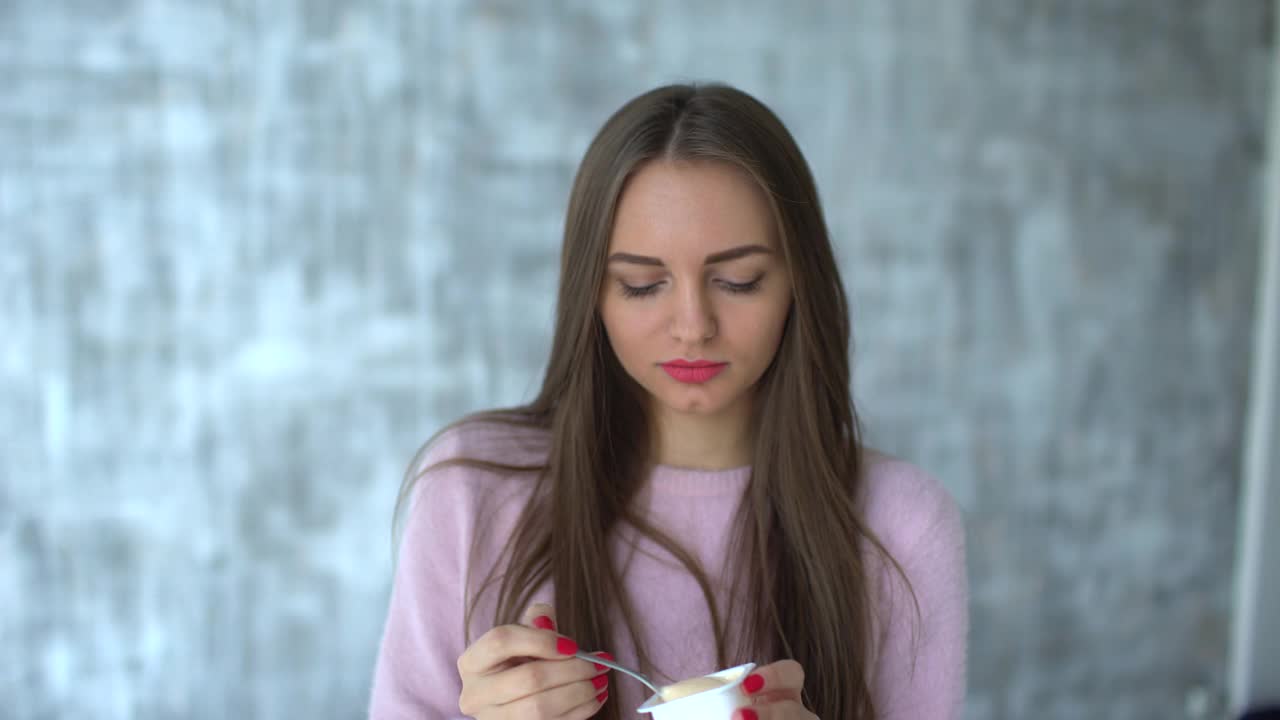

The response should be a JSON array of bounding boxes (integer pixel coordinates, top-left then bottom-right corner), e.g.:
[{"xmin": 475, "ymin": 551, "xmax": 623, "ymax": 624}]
[
  {"xmin": 741, "ymin": 660, "xmax": 804, "ymax": 702},
  {"xmin": 498, "ymin": 672, "xmax": 608, "ymax": 718},
  {"xmin": 495, "ymin": 604, "xmax": 558, "ymax": 675},
  {"xmin": 749, "ymin": 689, "xmax": 804, "ymax": 706},
  {"xmin": 521, "ymin": 602, "xmax": 558, "ymax": 631},
  {"xmin": 734, "ymin": 700, "xmax": 817, "ymax": 720},
  {"xmin": 457, "ymin": 624, "xmax": 581, "ymax": 676},
  {"xmin": 462, "ymin": 656, "xmax": 608, "ymax": 710},
  {"xmin": 559, "ymin": 685, "xmax": 610, "ymax": 720},
  {"xmin": 585, "ymin": 650, "xmax": 616, "ymax": 672}
]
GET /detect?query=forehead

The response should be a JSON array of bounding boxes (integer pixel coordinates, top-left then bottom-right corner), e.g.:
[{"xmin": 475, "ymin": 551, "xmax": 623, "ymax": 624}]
[{"xmin": 608, "ymin": 160, "xmax": 777, "ymax": 254}]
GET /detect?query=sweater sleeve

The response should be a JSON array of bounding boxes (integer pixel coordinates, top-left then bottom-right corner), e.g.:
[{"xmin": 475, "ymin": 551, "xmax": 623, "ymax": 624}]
[
  {"xmin": 368, "ymin": 457, "xmax": 473, "ymax": 720},
  {"xmin": 869, "ymin": 463, "xmax": 969, "ymax": 720}
]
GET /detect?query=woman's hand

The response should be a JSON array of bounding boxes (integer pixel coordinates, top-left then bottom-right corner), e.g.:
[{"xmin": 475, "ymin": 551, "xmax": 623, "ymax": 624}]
[
  {"xmin": 734, "ymin": 660, "xmax": 817, "ymax": 720},
  {"xmin": 457, "ymin": 603, "xmax": 611, "ymax": 719}
]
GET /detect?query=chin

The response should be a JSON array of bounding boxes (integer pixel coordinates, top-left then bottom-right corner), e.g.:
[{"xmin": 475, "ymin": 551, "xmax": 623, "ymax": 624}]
[
  {"xmin": 672, "ymin": 400, "xmax": 712, "ymax": 414},
  {"xmin": 661, "ymin": 392, "xmax": 731, "ymax": 416}
]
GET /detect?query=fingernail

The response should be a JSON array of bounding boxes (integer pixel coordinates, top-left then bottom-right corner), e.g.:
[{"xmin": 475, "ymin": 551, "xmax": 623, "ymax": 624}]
[
  {"xmin": 532, "ymin": 615, "xmax": 555, "ymax": 631},
  {"xmin": 592, "ymin": 674, "xmax": 609, "ymax": 690},
  {"xmin": 593, "ymin": 651, "xmax": 614, "ymax": 671},
  {"xmin": 736, "ymin": 710, "xmax": 758, "ymax": 720},
  {"xmin": 598, "ymin": 652, "xmax": 615, "ymax": 661},
  {"xmin": 556, "ymin": 637, "xmax": 578, "ymax": 655},
  {"xmin": 743, "ymin": 673, "xmax": 764, "ymax": 694},
  {"xmin": 596, "ymin": 690, "xmax": 608, "ymax": 704}
]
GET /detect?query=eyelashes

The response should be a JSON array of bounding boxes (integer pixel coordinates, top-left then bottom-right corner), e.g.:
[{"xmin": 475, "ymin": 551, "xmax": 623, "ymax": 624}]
[
  {"xmin": 618, "ymin": 276, "xmax": 763, "ymax": 298},
  {"xmin": 619, "ymin": 282, "xmax": 661, "ymax": 298},
  {"xmin": 718, "ymin": 278, "xmax": 764, "ymax": 295}
]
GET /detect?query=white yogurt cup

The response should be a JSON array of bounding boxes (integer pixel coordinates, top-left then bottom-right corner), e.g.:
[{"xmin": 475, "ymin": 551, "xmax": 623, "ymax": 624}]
[{"xmin": 636, "ymin": 663, "xmax": 756, "ymax": 720}]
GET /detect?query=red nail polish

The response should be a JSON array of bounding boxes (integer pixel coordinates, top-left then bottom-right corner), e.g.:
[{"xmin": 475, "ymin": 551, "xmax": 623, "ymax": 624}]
[
  {"xmin": 743, "ymin": 673, "xmax": 764, "ymax": 694},
  {"xmin": 592, "ymin": 674, "xmax": 609, "ymax": 689},
  {"xmin": 556, "ymin": 637, "xmax": 578, "ymax": 655},
  {"xmin": 737, "ymin": 710, "xmax": 758, "ymax": 720},
  {"xmin": 596, "ymin": 690, "xmax": 608, "ymax": 704},
  {"xmin": 593, "ymin": 651, "xmax": 614, "ymax": 671},
  {"xmin": 532, "ymin": 615, "xmax": 555, "ymax": 631}
]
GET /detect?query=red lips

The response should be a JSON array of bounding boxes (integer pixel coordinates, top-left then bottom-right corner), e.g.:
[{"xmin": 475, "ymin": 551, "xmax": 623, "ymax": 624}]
[{"xmin": 660, "ymin": 359, "xmax": 728, "ymax": 384}]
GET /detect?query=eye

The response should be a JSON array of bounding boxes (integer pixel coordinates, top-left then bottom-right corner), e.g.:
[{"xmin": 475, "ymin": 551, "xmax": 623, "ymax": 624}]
[
  {"xmin": 718, "ymin": 275, "xmax": 764, "ymax": 294},
  {"xmin": 619, "ymin": 280, "xmax": 662, "ymax": 298}
]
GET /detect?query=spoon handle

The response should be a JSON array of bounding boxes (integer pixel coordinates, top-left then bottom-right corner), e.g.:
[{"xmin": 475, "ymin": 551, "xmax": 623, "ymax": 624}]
[{"xmin": 574, "ymin": 652, "xmax": 661, "ymax": 694}]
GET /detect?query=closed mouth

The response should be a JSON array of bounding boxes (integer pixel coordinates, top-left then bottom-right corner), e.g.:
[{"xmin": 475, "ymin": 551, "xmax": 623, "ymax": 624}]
[{"xmin": 659, "ymin": 361, "xmax": 728, "ymax": 384}]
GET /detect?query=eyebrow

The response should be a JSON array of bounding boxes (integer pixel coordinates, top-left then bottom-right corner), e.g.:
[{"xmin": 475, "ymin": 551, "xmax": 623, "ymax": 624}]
[{"xmin": 606, "ymin": 244, "xmax": 774, "ymax": 267}]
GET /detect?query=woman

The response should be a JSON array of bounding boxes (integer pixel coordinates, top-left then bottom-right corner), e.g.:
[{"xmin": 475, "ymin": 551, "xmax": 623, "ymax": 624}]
[{"xmin": 370, "ymin": 83, "xmax": 967, "ymax": 720}]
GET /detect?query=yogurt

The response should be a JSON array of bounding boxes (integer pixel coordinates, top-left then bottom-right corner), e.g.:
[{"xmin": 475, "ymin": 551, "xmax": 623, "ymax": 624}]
[
  {"xmin": 637, "ymin": 663, "xmax": 755, "ymax": 719},
  {"xmin": 658, "ymin": 675, "xmax": 729, "ymax": 702}
]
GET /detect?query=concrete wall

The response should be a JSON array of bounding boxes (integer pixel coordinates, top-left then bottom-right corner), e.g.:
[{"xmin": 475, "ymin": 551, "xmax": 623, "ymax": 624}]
[
  {"xmin": 1, "ymin": 2, "xmax": 1270, "ymax": 718},
  {"xmin": 1232, "ymin": 3, "xmax": 1280, "ymax": 713}
]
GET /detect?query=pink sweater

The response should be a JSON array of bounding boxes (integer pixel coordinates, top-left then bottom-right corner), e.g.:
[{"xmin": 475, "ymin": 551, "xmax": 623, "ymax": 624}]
[{"xmin": 369, "ymin": 422, "xmax": 967, "ymax": 719}]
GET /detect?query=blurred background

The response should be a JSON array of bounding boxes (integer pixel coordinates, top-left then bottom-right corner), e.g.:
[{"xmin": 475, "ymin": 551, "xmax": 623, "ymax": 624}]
[{"xmin": 3, "ymin": 1, "xmax": 1277, "ymax": 719}]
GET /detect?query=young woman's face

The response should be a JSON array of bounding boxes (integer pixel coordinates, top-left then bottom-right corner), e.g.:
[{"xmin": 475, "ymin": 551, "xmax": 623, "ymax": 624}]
[{"xmin": 599, "ymin": 160, "xmax": 793, "ymax": 422}]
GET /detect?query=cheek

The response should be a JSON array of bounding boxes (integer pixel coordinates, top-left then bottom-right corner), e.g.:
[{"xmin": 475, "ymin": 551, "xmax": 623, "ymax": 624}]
[
  {"xmin": 726, "ymin": 300, "xmax": 790, "ymax": 349},
  {"xmin": 600, "ymin": 303, "xmax": 651, "ymax": 361},
  {"xmin": 604, "ymin": 299, "xmax": 660, "ymax": 334},
  {"xmin": 756, "ymin": 316, "xmax": 788, "ymax": 357}
]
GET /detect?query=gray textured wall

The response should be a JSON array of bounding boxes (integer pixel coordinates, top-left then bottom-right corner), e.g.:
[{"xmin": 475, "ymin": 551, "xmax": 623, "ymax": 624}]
[{"xmin": 1, "ymin": 2, "xmax": 1270, "ymax": 719}]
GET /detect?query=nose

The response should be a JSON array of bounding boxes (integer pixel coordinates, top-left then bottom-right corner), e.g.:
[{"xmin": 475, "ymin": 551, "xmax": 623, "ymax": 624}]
[{"xmin": 669, "ymin": 284, "xmax": 717, "ymax": 344}]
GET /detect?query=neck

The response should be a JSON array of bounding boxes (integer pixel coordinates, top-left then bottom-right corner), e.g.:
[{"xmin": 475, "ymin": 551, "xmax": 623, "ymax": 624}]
[{"xmin": 649, "ymin": 401, "xmax": 753, "ymax": 470}]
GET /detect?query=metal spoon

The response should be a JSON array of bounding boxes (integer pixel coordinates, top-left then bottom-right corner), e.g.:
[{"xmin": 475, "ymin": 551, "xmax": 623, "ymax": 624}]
[{"xmin": 575, "ymin": 652, "xmax": 661, "ymax": 695}]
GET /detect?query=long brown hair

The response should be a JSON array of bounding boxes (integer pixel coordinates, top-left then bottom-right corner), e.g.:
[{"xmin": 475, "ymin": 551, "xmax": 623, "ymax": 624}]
[{"xmin": 396, "ymin": 83, "xmax": 912, "ymax": 719}]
